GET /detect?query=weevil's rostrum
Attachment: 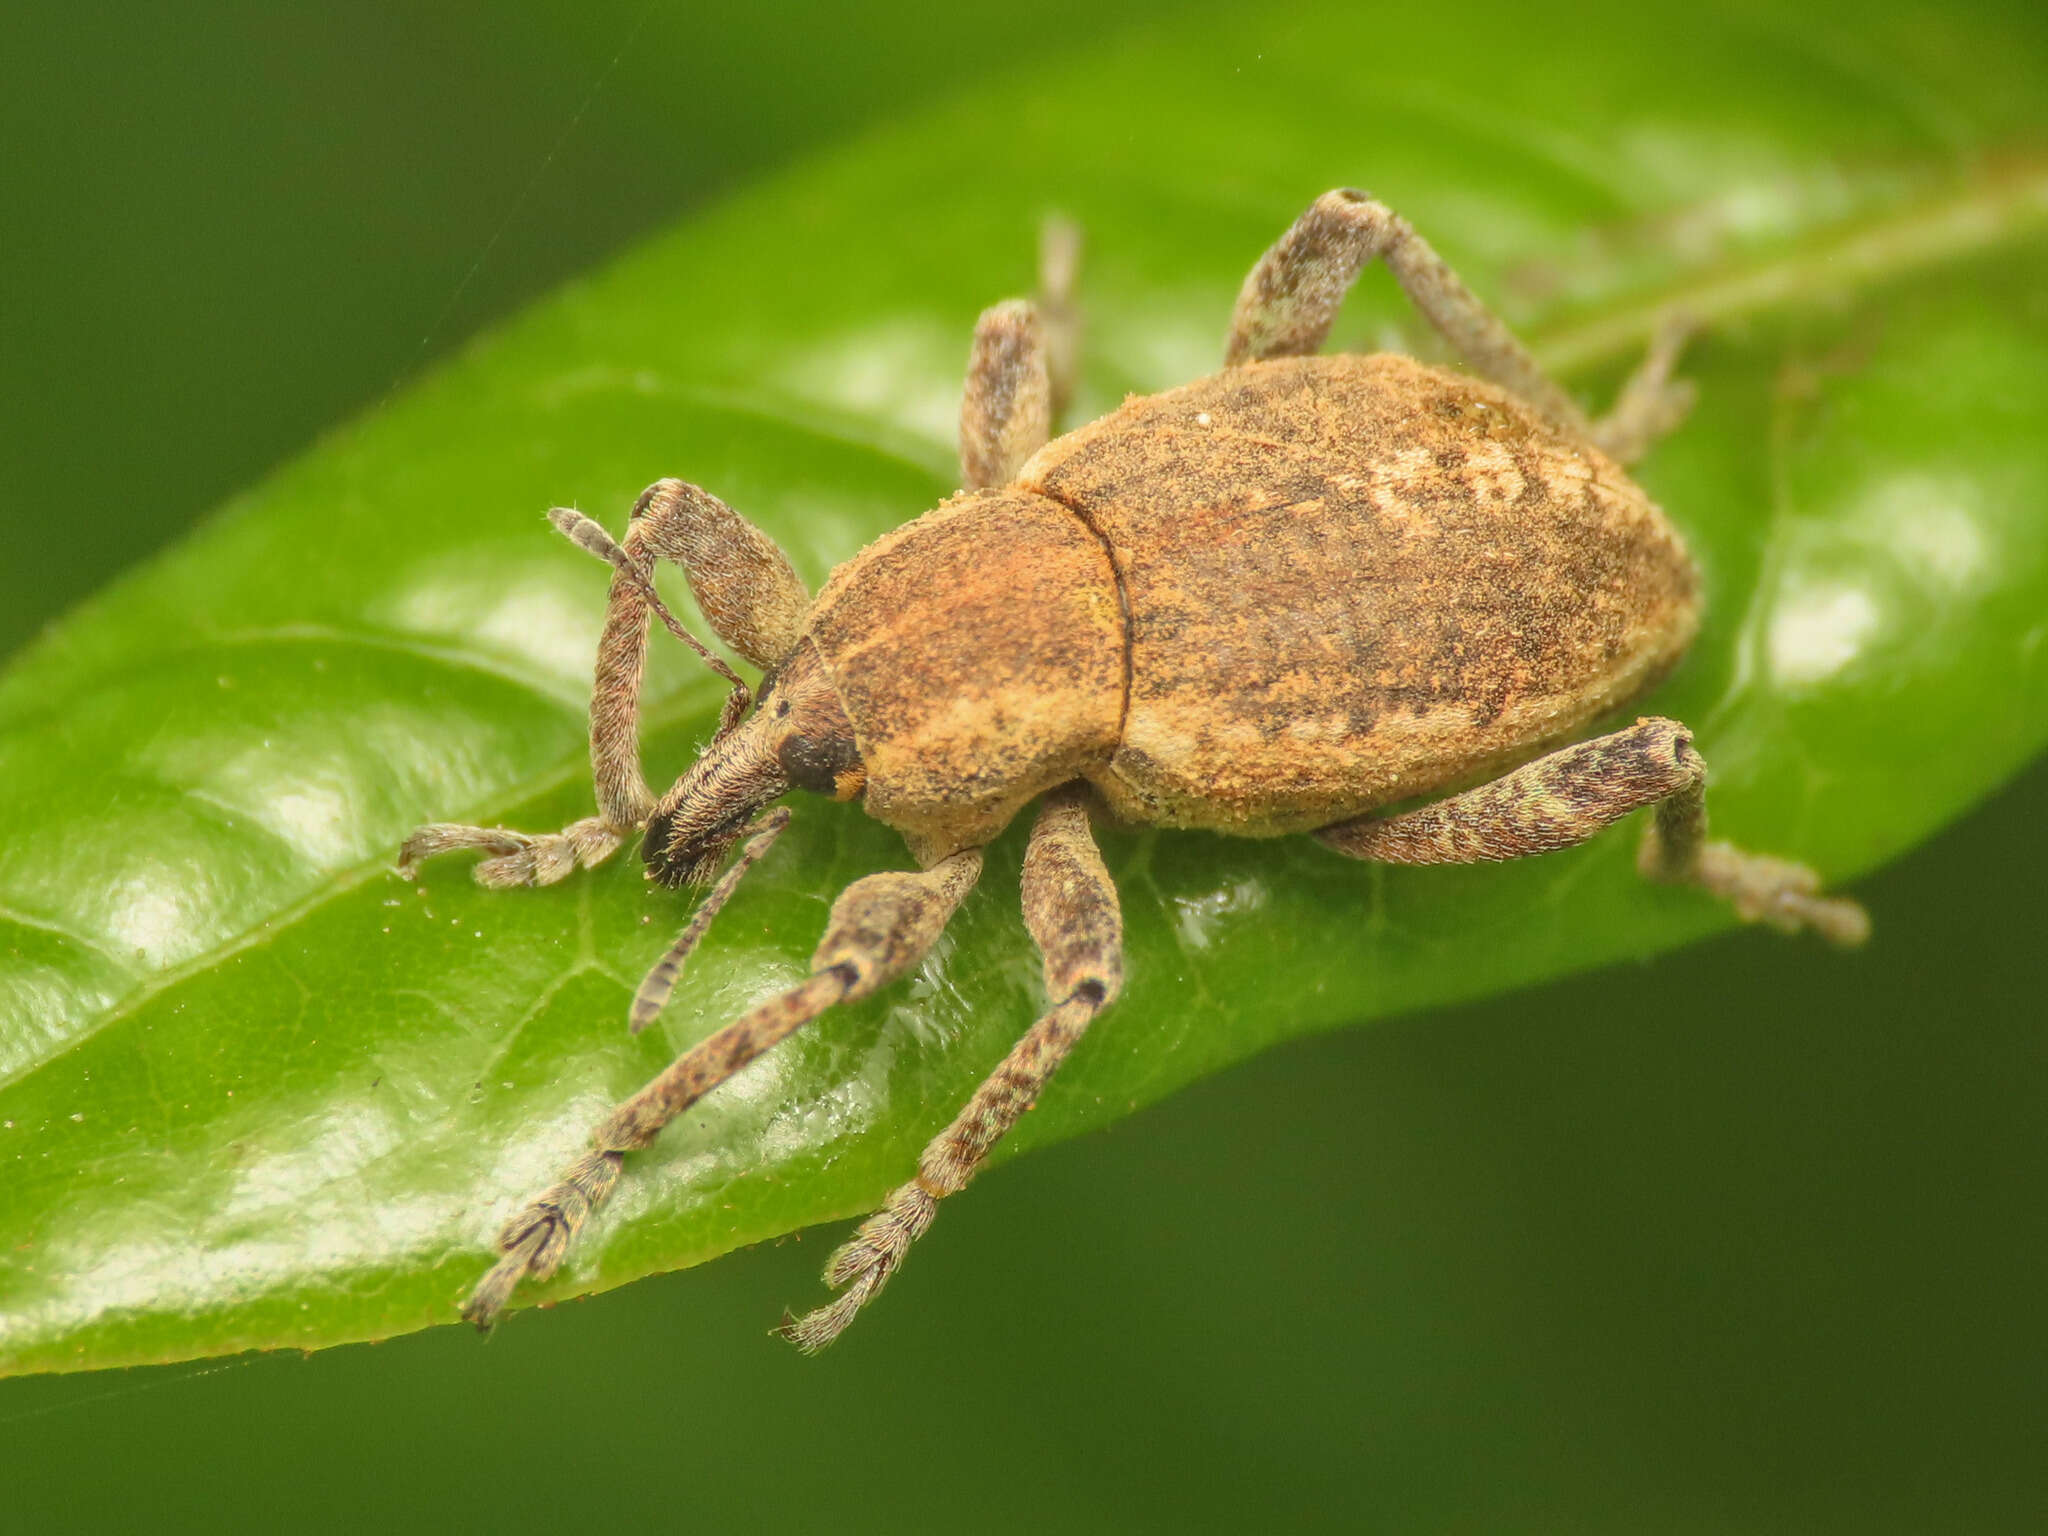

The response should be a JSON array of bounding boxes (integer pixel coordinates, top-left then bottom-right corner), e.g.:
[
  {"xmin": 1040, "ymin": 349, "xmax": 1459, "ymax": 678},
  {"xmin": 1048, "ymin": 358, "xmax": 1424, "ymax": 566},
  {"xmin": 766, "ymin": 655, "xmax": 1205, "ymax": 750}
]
[{"xmin": 399, "ymin": 188, "xmax": 1868, "ymax": 1351}]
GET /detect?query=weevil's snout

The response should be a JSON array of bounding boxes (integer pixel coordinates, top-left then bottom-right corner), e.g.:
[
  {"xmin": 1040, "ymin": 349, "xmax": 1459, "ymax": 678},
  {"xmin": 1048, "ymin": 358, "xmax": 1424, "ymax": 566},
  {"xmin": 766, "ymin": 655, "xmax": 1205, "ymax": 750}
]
[
  {"xmin": 642, "ymin": 707, "xmax": 790, "ymax": 888},
  {"xmin": 641, "ymin": 638, "xmax": 862, "ymax": 888},
  {"xmin": 643, "ymin": 796, "xmax": 775, "ymax": 889}
]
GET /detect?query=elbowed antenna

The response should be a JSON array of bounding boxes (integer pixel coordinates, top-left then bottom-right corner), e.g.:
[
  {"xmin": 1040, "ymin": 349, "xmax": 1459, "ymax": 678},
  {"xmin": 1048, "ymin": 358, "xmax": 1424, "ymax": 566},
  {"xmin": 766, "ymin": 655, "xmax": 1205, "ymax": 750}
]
[
  {"xmin": 629, "ymin": 807, "xmax": 791, "ymax": 1034},
  {"xmin": 548, "ymin": 506, "xmax": 755, "ymax": 731},
  {"xmin": 639, "ymin": 701, "xmax": 793, "ymax": 888}
]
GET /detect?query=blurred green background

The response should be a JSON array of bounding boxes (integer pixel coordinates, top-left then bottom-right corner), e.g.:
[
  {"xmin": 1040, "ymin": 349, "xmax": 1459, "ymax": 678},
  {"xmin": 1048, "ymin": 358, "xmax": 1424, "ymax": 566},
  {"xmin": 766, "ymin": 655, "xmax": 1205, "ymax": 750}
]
[{"xmin": 3, "ymin": 2, "xmax": 2043, "ymax": 1531}]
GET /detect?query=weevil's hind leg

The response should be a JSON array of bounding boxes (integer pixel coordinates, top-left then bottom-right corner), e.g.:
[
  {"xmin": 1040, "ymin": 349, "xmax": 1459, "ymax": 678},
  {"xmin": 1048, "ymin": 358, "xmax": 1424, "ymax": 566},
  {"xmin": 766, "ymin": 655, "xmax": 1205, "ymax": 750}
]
[
  {"xmin": 400, "ymin": 479, "xmax": 810, "ymax": 888},
  {"xmin": 1315, "ymin": 717, "xmax": 1869, "ymax": 946},
  {"xmin": 462, "ymin": 847, "xmax": 984, "ymax": 1329},
  {"xmin": 958, "ymin": 215, "xmax": 1083, "ymax": 490},
  {"xmin": 1227, "ymin": 189, "xmax": 1699, "ymax": 461},
  {"xmin": 780, "ymin": 784, "xmax": 1123, "ymax": 1353},
  {"xmin": 399, "ymin": 817, "xmax": 623, "ymax": 890},
  {"xmin": 1586, "ymin": 312, "xmax": 1697, "ymax": 465},
  {"xmin": 1225, "ymin": 190, "xmax": 1583, "ymax": 430},
  {"xmin": 1039, "ymin": 214, "xmax": 1082, "ymax": 426}
]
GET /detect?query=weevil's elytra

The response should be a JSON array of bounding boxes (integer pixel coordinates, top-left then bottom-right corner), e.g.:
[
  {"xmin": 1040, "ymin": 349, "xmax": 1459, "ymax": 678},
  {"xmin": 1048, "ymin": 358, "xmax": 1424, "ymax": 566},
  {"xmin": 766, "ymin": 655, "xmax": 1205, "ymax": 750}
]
[
  {"xmin": 398, "ymin": 188, "xmax": 1869, "ymax": 1352},
  {"xmin": 1020, "ymin": 353, "xmax": 1701, "ymax": 838}
]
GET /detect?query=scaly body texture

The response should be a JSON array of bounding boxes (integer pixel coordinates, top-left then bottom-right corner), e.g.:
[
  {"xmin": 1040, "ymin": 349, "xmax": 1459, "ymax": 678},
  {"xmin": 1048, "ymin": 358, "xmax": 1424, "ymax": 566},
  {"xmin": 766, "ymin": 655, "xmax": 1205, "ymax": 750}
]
[{"xmin": 401, "ymin": 189, "xmax": 1865, "ymax": 1352}]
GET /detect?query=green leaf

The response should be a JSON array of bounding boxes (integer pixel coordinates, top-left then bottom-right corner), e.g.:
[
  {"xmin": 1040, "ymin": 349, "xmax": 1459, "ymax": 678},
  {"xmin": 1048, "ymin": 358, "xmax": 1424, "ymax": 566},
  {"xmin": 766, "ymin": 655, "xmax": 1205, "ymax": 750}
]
[{"xmin": 3, "ymin": 0, "xmax": 2045, "ymax": 1376}]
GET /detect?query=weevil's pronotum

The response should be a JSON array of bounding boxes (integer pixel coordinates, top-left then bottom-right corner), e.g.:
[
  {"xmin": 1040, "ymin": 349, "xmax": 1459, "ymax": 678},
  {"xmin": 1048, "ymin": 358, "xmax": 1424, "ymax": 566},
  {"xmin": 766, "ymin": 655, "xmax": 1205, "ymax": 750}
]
[{"xmin": 401, "ymin": 189, "xmax": 1869, "ymax": 1350}]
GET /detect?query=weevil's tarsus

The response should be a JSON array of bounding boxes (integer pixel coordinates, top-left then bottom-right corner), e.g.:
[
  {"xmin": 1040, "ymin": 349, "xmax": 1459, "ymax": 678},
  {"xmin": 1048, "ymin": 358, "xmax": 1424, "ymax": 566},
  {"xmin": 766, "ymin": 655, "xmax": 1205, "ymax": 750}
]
[
  {"xmin": 1638, "ymin": 756, "xmax": 1871, "ymax": 947},
  {"xmin": 1316, "ymin": 716, "xmax": 1869, "ymax": 946},
  {"xmin": 462, "ymin": 849, "xmax": 984, "ymax": 1329},
  {"xmin": 631, "ymin": 807, "xmax": 792, "ymax": 1034},
  {"xmin": 781, "ymin": 786, "xmax": 1121, "ymax": 1352},
  {"xmin": 462, "ymin": 1148, "xmax": 623, "ymax": 1331},
  {"xmin": 397, "ymin": 815, "xmax": 622, "ymax": 889}
]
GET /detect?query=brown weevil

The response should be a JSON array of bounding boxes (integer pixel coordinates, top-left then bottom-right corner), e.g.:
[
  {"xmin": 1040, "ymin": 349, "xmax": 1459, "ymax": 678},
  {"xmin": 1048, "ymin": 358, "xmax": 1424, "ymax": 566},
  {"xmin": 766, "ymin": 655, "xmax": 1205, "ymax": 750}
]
[{"xmin": 400, "ymin": 189, "xmax": 1869, "ymax": 1350}]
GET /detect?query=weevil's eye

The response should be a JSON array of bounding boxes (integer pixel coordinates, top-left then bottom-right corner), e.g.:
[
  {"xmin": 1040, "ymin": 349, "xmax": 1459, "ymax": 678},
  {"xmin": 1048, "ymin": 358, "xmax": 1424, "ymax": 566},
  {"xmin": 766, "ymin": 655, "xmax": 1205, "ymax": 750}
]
[{"xmin": 777, "ymin": 728, "xmax": 865, "ymax": 801}]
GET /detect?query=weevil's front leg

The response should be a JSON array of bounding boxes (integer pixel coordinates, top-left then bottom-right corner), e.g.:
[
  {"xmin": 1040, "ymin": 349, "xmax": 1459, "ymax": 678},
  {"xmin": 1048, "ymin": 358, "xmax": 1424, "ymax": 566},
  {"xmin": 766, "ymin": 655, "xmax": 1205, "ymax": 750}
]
[
  {"xmin": 1226, "ymin": 189, "xmax": 1692, "ymax": 464},
  {"xmin": 780, "ymin": 784, "xmax": 1123, "ymax": 1352},
  {"xmin": 400, "ymin": 478, "xmax": 810, "ymax": 888},
  {"xmin": 462, "ymin": 846, "xmax": 984, "ymax": 1329},
  {"xmin": 1315, "ymin": 718, "xmax": 1868, "ymax": 946}
]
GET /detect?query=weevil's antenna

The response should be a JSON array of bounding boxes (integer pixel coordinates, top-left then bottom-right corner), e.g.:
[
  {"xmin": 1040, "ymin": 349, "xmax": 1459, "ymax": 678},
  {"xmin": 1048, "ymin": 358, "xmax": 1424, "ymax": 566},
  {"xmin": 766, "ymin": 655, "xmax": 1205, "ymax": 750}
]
[
  {"xmin": 547, "ymin": 506, "xmax": 754, "ymax": 726},
  {"xmin": 629, "ymin": 807, "xmax": 790, "ymax": 1034}
]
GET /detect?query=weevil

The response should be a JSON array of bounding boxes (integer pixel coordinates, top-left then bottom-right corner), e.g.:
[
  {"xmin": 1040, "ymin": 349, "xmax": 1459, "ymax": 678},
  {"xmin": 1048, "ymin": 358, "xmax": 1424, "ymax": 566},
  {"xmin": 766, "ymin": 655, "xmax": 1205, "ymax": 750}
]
[{"xmin": 400, "ymin": 189, "xmax": 1869, "ymax": 1350}]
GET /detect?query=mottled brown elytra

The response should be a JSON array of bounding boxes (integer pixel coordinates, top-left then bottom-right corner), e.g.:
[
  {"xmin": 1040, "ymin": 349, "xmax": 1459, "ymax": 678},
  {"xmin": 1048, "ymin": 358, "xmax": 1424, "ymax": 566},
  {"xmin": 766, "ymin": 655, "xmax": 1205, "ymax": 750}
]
[{"xmin": 400, "ymin": 189, "xmax": 1867, "ymax": 1351}]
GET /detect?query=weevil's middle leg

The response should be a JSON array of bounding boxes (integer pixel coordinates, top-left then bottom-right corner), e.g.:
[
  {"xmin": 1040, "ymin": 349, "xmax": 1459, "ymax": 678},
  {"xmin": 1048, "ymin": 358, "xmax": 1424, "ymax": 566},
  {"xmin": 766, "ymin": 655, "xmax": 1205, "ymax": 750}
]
[
  {"xmin": 462, "ymin": 846, "xmax": 985, "ymax": 1329},
  {"xmin": 958, "ymin": 215, "xmax": 1083, "ymax": 490},
  {"xmin": 1315, "ymin": 717, "xmax": 1868, "ymax": 945},
  {"xmin": 960, "ymin": 300, "xmax": 1052, "ymax": 491},
  {"xmin": 1227, "ymin": 189, "xmax": 1693, "ymax": 463},
  {"xmin": 780, "ymin": 784, "xmax": 1123, "ymax": 1353}
]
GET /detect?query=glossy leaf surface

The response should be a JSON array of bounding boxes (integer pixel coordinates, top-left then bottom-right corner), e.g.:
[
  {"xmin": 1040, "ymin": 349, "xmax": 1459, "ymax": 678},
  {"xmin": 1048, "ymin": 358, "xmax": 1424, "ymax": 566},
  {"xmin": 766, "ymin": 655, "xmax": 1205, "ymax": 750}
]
[{"xmin": 3, "ymin": 0, "xmax": 2046, "ymax": 1374}]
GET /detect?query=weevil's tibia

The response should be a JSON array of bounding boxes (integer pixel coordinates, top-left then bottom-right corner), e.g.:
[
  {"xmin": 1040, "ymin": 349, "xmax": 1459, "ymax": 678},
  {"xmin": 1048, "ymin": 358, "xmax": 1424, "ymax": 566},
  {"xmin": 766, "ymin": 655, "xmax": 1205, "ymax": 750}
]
[
  {"xmin": 1315, "ymin": 717, "xmax": 1869, "ymax": 946},
  {"xmin": 779, "ymin": 785, "xmax": 1122, "ymax": 1353},
  {"xmin": 1040, "ymin": 213, "xmax": 1082, "ymax": 424},
  {"xmin": 1226, "ymin": 188, "xmax": 1585, "ymax": 433},
  {"xmin": 1587, "ymin": 312, "xmax": 1699, "ymax": 465},
  {"xmin": 461, "ymin": 847, "xmax": 984, "ymax": 1331},
  {"xmin": 1226, "ymin": 189, "xmax": 1694, "ymax": 464},
  {"xmin": 1636, "ymin": 755, "xmax": 1869, "ymax": 946}
]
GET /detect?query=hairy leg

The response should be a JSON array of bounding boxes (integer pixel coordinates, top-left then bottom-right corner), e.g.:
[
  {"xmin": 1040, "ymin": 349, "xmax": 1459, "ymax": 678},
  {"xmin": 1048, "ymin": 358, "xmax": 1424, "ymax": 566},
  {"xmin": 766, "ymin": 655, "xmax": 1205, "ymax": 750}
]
[
  {"xmin": 780, "ymin": 784, "xmax": 1123, "ymax": 1352},
  {"xmin": 399, "ymin": 478, "xmax": 809, "ymax": 887},
  {"xmin": 462, "ymin": 846, "xmax": 985, "ymax": 1329},
  {"xmin": 1315, "ymin": 717, "xmax": 1868, "ymax": 945},
  {"xmin": 960, "ymin": 300, "xmax": 1053, "ymax": 491},
  {"xmin": 1586, "ymin": 313, "xmax": 1697, "ymax": 465},
  {"xmin": 958, "ymin": 214, "xmax": 1084, "ymax": 489},
  {"xmin": 1226, "ymin": 188, "xmax": 1692, "ymax": 463}
]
